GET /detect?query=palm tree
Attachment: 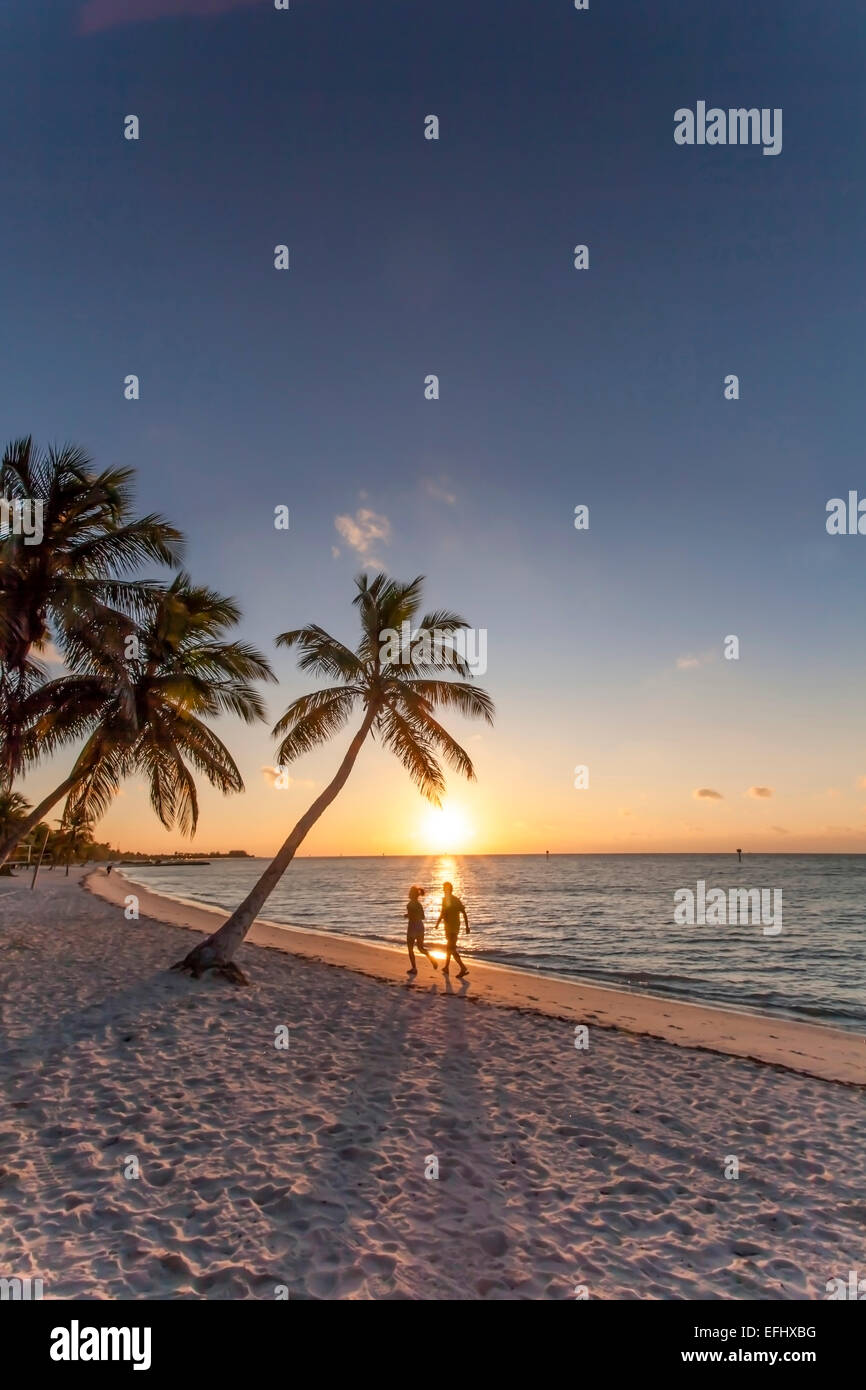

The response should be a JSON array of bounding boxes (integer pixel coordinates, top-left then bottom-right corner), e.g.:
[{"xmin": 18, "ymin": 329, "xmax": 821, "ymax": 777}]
[
  {"xmin": 54, "ymin": 807, "xmax": 95, "ymax": 875},
  {"xmin": 0, "ymin": 789, "xmax": 31, "ymax": 872},
  {"xmin": 0, "ymin": 437, "xmax": 183, "ymax": 785},
  {"xmin": 0, "ymin": 648, "xmax": 117, "ymax": 805},
  {"xmin": 0, "ymin": 575, "xmax": 275, "ymax": 865},
  {"xmin": 174, "ymin": 573, "xmax": 494, "ymax": 984},
  {"xmin": 0, "ymin": 789, "xmax": 30, "ymax": 841}
]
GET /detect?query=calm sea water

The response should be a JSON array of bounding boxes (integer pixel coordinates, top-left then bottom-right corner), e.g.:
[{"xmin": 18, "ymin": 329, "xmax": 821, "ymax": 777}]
[{"xmin": 121, "ymin": 854, "xmax": 866, "ymax": 1031}]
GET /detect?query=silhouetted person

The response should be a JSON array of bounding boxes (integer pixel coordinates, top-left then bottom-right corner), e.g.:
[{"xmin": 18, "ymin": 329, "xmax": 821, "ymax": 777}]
[
  {"xmin": 736, "ymin": 848, "xmax": 742, "ymax": 864},
  {"xmin": 405, "ymin": 885, "xmax": 437, "ymax": 975},
  {"xmin": 436, "ymin": 881, "xmax": 470, "ymax": 977}
]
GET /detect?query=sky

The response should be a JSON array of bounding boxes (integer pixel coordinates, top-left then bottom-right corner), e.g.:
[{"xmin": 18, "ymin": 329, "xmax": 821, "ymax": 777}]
[{"xmin": 1, "ymin": 0, "xmax": 864, "ymax": 855}]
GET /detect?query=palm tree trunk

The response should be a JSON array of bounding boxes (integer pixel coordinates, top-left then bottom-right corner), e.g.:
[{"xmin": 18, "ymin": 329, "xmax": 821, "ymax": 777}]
[
  {"xmin": 174, "ymin": 704, "xmax": 378, "ymax": 980},
  {"xmin": 0, "ymin": 773, "xmax": 79, "ymax": 867}
]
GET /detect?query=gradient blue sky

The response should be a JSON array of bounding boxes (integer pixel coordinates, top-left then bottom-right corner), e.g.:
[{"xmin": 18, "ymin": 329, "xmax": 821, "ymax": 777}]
[{"xmin": 1, "ymin": 0, "xmax": 864, "ymax": 853}]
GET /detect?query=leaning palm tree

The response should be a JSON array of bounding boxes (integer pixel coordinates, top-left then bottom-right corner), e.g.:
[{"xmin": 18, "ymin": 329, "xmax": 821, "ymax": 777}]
[
  {"xmin": 0, "ymin": 575, "xmax": 275, "ymax": 866},
  {"xmin": 174, "ymin": 573, "xmax": 494, "ymax": 983}
]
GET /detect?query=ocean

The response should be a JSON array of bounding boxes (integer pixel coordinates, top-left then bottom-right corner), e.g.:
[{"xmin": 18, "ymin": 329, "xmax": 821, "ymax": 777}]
[{"xmin": 120, "ymin": 853, "xmax": 866, "ymax": 1031}]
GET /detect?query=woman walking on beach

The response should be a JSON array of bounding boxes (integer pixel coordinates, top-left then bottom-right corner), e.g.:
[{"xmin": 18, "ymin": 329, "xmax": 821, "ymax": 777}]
[{"xmin": 405, "ymin": 886, "xmax": 437, "ymax": 975}]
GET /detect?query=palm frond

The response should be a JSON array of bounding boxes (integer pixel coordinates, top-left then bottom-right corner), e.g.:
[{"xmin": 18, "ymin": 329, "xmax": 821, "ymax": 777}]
[
  {"xmin": 276, "ymin": 624, "xmax": 364, "ymax": 682},
  {"xmin": 377, "ymin": 703, "xmax": 446, "ymax": 804},
  {"xmin": 396, "ymin": 677, "xmax": 495, "ymax": 724},
  {"xmin": 272, "ymin": 687, "xmax": 359, "ymax": 764}
]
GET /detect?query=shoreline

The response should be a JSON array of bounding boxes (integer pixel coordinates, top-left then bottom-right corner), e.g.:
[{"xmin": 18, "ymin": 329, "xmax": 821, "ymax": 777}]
[{"xmin": 87, "ymin": 869, "xmax": 865, "ymax": 1087}]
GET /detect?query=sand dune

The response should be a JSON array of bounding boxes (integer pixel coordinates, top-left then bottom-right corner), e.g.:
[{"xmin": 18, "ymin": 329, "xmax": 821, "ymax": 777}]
[{"xmin": 0, "ymin": 869, "xmax": 862, "ymax": 1300}]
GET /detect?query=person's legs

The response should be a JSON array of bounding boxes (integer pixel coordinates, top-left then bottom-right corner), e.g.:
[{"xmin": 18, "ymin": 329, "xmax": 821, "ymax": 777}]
[
  {"xmin": 442, "ymin": 931, "xmax": 458, "ymax": 973},
  {"xmin": 406, "ymin": 929, "xmax": 418, "ymax": 973},
  {"xmin": 451, "ymin": 943, "xmax": 469, "ymax": 977}
]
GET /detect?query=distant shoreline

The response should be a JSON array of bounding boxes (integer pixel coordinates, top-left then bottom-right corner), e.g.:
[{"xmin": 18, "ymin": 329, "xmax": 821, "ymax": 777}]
[{"xmin": 109, "ymin": 850, "xmax": 866, "ymax": 861}]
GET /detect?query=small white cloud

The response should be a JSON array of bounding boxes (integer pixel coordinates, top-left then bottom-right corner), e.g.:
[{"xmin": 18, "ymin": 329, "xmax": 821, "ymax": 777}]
[
  {"xmin": 334, "ymin": 507, "xmax": 391, "ymax": 566},
  {"xmin": 694, "ymin": 788, "xmax": 723, "ymax": 800},
  {"xmin": 331, "ymin": 546, "xmax": 341, "ymax": 559},
  {"xmin": 748, "ymin": 786, "xmax": 774, "ymax": 798}
]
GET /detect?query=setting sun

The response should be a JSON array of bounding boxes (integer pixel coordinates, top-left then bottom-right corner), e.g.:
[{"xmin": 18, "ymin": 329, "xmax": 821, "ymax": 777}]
[{"xmin": 421, "ymin": 805, "xmax": 474, "ymax": 853}]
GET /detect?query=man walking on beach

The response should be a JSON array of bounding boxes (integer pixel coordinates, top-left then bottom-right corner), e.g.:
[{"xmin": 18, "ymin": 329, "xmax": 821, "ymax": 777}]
[{"xmin": 436, "ymin": 881, "xmax": 470, "ymax": 977}]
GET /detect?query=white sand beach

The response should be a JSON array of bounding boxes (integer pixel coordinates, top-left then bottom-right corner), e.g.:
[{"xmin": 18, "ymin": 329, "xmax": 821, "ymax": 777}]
[{"xmin": 1, "ymin": 868, "xmax": 863, "ymax": 1300}]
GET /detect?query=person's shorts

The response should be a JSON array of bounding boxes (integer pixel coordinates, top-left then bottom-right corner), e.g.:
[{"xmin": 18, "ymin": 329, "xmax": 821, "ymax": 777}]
[
  {"xmin": 407, "ymin": 925, "xmax": 425, "ymax": 944},
  {"xmin": 444, "ymin": 928, "xmax": 459, "ymax": 948}
]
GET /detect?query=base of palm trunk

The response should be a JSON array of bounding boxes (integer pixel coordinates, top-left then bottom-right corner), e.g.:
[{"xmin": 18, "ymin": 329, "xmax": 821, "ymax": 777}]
[{"xmin": 171, "ymin": 938, "xmax": 250, "ymax": 986}]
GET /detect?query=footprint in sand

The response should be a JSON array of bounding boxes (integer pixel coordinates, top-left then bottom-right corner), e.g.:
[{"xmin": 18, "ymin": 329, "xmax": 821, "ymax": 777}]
[
  {"xmin": 361, "ymin": 1253, "xmax": 396, "ymax": 1278},
  {"xmin": 478, "ymin": 1228, "xmax": 509, "ymax": 1257}
]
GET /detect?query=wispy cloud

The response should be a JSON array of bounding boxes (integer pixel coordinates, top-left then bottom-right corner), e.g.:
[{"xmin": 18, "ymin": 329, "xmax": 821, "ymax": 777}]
[
  {"xmin": 261, "ymin": 766, "xmax": 287, "ymax": 790},
  {"xmin": 423, "ymin": 477, "xmax": 457, "ymax": 506},
  {"xmin": 79, "ymin": 0, "xmax": 265, "ymax": 35},
  {"xmin": 676, "ymin": 650, "xmax": 716, "ymax": 670},
  {"xmin": 748, "ymin": 786, "xmax": 774, "ymax": 798},
  {"xmin": 771, "ymin": 825, "xmax": 789, "ymax": 835},
  {"xmin": 261, "ymin": 766, "xmax": 315, "ymax": 792},
  {"xmin": 334, "ymin": 507, "xmax": 390, "ymax": 567},
  {"xmin": 694, "ymin": 787, "xmax": 723, "ymax": 800}
]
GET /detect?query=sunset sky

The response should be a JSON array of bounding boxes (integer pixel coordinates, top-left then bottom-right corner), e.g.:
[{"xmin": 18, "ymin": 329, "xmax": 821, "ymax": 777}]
[{"xmin": 2, "ymin": 0, "xmax": 864, "ymax": 855}]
